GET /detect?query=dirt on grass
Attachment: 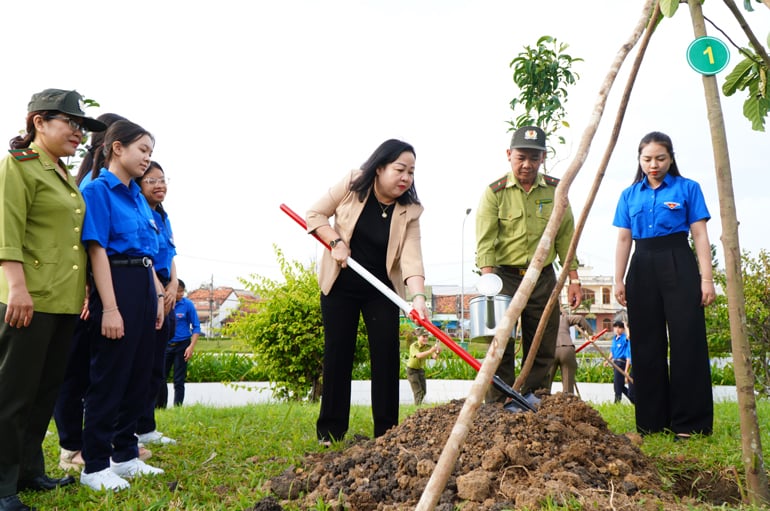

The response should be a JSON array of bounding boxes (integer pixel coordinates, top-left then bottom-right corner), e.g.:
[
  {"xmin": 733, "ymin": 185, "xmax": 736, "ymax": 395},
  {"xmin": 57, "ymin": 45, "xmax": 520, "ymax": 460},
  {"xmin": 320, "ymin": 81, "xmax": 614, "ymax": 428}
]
[{"xmin": 253, "ymin": 393, "xmax": 741, "ymax": 510}]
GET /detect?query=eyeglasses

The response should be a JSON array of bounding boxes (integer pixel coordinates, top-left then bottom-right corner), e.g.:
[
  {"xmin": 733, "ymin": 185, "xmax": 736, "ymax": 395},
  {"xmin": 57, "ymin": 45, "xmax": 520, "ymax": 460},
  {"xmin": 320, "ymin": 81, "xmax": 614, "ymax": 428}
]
[
  {"xmin": 49, "ymin": 115, "xmax": 88, "ymax": 134},
  {"xmin": 143, "ymin": 178, "xmax": 169, "ymax": 186}
]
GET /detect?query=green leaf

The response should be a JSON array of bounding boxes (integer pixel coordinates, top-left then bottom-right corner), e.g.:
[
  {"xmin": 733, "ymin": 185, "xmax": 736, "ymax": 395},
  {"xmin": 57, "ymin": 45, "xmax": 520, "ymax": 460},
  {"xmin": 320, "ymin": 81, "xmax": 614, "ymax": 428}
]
[
  {"xmin": 659, "ymin": 0, "xmax": 679, "ymax": 17},
  {"xmin": 722, "ymin": 58, "xmax": 755, "ymax": 96}
]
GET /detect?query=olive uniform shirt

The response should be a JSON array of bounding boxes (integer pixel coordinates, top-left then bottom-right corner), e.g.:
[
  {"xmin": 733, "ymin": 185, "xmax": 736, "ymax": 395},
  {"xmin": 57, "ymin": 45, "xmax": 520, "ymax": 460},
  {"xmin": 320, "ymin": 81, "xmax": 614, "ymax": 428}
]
[
  {"xmin": 0, "ymin": 143, "xmax": 87, "ymax": 314},
  {"xmin": 476, "ymin": 171, "xmax": 578, "ymax": 271},
  {"xmin": 407, "ymin": 341, "xmax": 433, "ymax": 370}
]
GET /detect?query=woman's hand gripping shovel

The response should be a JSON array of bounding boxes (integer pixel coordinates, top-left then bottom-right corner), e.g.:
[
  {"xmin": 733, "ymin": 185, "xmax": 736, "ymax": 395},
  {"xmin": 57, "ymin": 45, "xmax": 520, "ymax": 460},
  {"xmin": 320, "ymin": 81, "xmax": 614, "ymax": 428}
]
[{"xmin": 280, "ymin": 204, "xmax": 536, "ymax": 413}]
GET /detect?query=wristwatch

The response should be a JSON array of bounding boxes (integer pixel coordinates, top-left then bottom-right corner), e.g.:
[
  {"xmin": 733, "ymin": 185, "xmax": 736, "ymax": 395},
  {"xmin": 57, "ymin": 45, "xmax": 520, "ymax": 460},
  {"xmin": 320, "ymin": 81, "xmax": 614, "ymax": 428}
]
[
  {"xmin": 329, "ymin": 238, "xmax": 343, "ymax": 248},
  {"xmin": 570, "ymin": 279, "xmax": 581, "ymax": 285}
]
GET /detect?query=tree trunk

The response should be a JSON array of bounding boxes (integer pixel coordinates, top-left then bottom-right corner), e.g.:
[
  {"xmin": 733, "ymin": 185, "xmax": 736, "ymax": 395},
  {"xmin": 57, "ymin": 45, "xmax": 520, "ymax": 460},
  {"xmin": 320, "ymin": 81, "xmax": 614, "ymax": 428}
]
[
  {"xmin": 687, "ymin": 0, "xmax": 770, "ymax": 505},
  {"xmin": 414, "ymin": 1, "xmax": 656, "ymax": 508}
]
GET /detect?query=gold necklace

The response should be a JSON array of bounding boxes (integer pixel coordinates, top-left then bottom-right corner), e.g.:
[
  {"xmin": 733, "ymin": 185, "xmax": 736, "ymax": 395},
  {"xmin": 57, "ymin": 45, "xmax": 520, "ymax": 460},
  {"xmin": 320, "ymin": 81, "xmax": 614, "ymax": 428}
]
[{"xmin": 377, "ymin": 200, "xmax": 393, "ymax": 218}]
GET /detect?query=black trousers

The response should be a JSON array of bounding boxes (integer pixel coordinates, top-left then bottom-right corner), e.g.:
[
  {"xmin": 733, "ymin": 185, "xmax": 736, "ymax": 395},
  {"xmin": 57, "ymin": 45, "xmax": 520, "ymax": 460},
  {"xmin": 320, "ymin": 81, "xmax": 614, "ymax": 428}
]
[
  {"xmin": 612, "ymin": 358, "xmax": 634, "ymax": 403},
  {"xmin": 626, "ymin": 232, "xmax": 713, "ymax": 435},
  {"xmin": 317, "ymin": 270, "xmax": 400, "ymax": 441},
  {"xmin": 486, "ymin": 265, "xmax": 559, "ymax": 401},
  {"xmin": 0, "ymin": 310, "xmax": 77, "ymax": 497},
  {"xmin": 136, "ymin": 312, "xmax": 173, "ymax": 431},
  {"xmin": 81, "ymin": 265, "xmax": 158, "ymax": 473},
  {"xmin": 54, "ymin": 318, "xmax": 90, "ymax": 452}
]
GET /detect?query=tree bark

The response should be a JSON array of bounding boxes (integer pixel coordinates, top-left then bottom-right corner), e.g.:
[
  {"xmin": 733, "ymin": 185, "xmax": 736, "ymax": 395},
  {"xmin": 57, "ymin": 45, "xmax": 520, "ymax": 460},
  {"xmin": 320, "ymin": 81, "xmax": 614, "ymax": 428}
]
[
  {"xmin": 687, "ymin": 0, "xmax": 770, "ymax": 505},
  {"xmin": 414, "ymin": 1, "xmax": 656, "ymax": 509}
]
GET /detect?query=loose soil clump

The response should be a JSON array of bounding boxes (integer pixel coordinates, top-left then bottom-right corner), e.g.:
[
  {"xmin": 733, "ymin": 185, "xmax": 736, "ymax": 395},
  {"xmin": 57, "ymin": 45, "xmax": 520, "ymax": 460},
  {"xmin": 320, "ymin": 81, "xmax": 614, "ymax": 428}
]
[{"xmin": 256, "ymin": 393, "xmax": 740, "ymax": 510}]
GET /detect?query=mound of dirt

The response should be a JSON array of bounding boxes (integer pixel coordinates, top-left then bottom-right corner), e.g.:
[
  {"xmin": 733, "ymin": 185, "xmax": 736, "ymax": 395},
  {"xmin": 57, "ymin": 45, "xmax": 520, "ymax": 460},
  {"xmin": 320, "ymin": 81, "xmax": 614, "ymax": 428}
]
[{"xmin": 254, "ymin": 393, "xmax": 740, "ymax": 510}]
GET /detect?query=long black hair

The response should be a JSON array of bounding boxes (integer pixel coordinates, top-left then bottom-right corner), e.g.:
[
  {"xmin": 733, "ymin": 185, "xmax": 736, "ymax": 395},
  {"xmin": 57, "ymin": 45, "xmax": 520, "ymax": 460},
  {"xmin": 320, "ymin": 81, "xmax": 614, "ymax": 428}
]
[
  {"xmin": 633, "ymin": 131, "xmax": 682, "ymax": 184},
  {"xmin": 350, "ymin": 139, "xmax": 419, "ymax": 205},
  {"xmin": 103, "ymin": 120, "xmax": 154, "ymax": 168},
  {"xmin": 76, "ymin": 113, "xmax": 128, "ymax": 185}
]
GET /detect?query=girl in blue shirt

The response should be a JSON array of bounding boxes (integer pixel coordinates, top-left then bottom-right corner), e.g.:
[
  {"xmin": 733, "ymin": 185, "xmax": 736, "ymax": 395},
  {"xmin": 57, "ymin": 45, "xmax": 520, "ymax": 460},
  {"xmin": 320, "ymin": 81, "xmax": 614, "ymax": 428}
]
[
  {"xmin": 135, "ymin": 161, "xmax": 179, "ymax": 445},
  {"xmin": 79, "ymin": 120, "xmax": 167, "ymax": 491},
  {"xmin": 613, "ymin": 131, "xmax": 716, "ymax": 438}
]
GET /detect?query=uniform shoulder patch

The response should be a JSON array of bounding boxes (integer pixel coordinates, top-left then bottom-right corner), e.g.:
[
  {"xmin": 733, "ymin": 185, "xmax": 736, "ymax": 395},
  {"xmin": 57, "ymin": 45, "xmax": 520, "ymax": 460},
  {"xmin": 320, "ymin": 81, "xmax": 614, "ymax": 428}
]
[
  {"xmin": 543, "ymin": 174, "xmax": 560, "ymax": 187},
  {"xmin": 488, "ymin": 175, "xmax": 508, "ymax": 192},
  {"xmin": 8, "ymin": 148, "xmax": 39, "ymax": 161}
]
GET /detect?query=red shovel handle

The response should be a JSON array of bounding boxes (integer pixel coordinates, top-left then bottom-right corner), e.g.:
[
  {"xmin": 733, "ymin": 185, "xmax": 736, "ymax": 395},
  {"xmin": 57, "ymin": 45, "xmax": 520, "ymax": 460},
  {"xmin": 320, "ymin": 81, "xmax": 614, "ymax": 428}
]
[{"xmin": 575, "ymin": 327, "xmax": 609, "ymax": 353}]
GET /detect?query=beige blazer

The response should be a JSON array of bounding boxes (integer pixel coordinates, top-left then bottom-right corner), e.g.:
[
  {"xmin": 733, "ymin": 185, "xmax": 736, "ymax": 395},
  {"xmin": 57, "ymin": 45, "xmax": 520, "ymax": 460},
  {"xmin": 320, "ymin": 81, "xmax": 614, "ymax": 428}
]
[{"xmin": 306, "ymin": 169, "xmax": 425, "ymax": 297}]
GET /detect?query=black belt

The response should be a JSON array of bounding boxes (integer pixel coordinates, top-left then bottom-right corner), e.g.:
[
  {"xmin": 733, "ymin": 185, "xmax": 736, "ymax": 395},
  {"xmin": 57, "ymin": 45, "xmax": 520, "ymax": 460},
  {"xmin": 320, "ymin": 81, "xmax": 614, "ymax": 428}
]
[
  {"xmin": 109, "ymin": 256, "xmax": 153, "ymax": 268},
  {"xmin": 500, "ymin": 264, "xmax": 552, "ymax": 276}
]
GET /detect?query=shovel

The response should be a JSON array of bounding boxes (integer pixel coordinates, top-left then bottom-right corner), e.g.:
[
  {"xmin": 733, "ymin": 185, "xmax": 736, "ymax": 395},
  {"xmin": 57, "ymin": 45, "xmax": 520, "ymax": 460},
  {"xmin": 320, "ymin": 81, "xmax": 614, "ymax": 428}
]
[{"xmin": 280, "ymin": 203, "xmax": 536, "ymax": 413}]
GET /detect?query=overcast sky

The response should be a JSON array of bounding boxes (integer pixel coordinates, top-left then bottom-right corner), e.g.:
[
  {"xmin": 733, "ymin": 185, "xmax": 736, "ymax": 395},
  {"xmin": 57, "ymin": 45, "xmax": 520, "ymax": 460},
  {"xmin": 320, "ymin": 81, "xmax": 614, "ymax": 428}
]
[{"xmin": 2, "ymin": 1, "xmax": 768, "ymax": 292}]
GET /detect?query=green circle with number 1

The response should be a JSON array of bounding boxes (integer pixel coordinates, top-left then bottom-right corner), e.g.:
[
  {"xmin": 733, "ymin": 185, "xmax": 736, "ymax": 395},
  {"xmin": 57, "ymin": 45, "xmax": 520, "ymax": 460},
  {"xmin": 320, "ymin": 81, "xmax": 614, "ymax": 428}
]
[{"xmin": 687, "ymin": 36, "xmax": 730, "ymax": 75}]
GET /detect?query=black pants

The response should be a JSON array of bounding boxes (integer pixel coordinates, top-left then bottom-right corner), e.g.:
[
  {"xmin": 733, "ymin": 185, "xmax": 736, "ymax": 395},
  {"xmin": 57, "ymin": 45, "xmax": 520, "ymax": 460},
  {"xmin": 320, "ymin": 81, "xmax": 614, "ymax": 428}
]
[
  {"xmin": 486, "ymin": 265, "xmax": 559, "ymax": 401},
  {"xmin": 626, "ymin": 233, "xmax": 713, "ymax": 435},
  {"xmin": 137, "ymin": 312, "xmax": 173, "ymax": 431},
  {"xmin": 54, "ymin": 318, "xmax": 91, "ymax": 452},
  {"xmin": 317, "ymin": 270, "xmax": 400, "ymax": 441},
  {"xmin": 157, "ymin": 338, "xmax": 191, "ymax": 407},
  {"xmin": 0, "ymin": 310, "xmax": 77, "ymax": 497},
  {"xmin": 612, "ymin": 358, "xmax": 634, "ymax": 403},
  {"xmin": 81, "ymin": 265, "xmax": 158, "ymax": 473}
]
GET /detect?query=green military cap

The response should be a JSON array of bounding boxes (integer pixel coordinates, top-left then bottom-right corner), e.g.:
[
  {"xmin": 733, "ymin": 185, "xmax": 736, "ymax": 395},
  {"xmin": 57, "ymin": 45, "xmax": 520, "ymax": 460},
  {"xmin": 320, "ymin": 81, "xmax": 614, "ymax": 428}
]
[
  {"xmin": 510, "ymin": 125, "xmax": 546, "ymax": 151},
  {"xmin": 28, "ymin": 89, "xmax": 107, "ymax": 132}
]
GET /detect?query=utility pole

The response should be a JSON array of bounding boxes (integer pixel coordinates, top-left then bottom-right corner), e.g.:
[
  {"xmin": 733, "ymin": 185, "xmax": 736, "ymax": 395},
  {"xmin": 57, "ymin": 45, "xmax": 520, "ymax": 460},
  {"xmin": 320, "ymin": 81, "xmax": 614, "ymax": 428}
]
[
  {"xmin": 208, "ymin": 274, "xmax": 214, "ymax": 337},
  {"xmin": 460, "ymin": 208, "xmax": 471, "ymax": 343}
]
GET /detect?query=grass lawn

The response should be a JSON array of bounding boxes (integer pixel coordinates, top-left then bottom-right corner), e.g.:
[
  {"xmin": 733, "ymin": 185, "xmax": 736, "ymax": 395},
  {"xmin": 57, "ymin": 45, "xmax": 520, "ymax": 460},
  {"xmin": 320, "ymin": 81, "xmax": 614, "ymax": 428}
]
[{"xmin": 22, "ymin": 399, "xmax": 770, "ymax": 510}]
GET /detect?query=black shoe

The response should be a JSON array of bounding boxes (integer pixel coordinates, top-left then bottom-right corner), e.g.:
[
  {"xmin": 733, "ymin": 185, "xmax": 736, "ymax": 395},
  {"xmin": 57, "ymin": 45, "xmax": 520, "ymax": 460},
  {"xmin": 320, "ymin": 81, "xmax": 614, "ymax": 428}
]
[
  {"xmin": 17, "ymin": 474, "xmax": 76, "ymax": 492},
  {"xmin": 0, "ymin": 494, "xmax": 36, "ymax": 511}
]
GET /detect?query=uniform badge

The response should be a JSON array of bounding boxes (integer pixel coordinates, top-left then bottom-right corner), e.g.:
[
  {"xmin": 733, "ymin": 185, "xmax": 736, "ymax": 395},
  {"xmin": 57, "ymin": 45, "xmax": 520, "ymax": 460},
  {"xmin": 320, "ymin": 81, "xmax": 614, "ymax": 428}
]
[
  {"xmin": 663, "ymin": 202, "xmax": 681, "ymax": 210},
  {"xmin": 543, "ymin": 175, "xmax": 560, "ymax": 187},
  {"xmin": 489, "ymin": 175, "xmax": 508, "ymax": 192},
  {"xmin": 524, "ymin": 129, "xmax": 539, "ymax": 140},
  {"xmin": 8, "ymin": 148, "xmax": 39, "ymax": 161}
]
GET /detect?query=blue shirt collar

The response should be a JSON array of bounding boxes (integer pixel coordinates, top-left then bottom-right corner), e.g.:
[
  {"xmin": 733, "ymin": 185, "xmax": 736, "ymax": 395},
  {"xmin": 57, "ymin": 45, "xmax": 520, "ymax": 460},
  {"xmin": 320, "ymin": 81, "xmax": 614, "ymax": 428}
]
[
  {"xmin": 101, "ymin": 168, "xmax": 142, "ymax": 194},
  {"xmin": 640, "ymin": 172, "xmax": 675, "ymax": 190}
]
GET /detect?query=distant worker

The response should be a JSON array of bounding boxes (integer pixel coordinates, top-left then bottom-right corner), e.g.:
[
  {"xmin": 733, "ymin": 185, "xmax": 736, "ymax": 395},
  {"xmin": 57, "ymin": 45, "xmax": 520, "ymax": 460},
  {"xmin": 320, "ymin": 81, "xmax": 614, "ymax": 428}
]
[
  {"xmin": 157, "ymin": 279, "xmax": 201, "ymax": 408},
  {"xmin": 609, "ymin": 321, "xmax": 634, "ymax": 404},
  {"xmin": 406, "ymin": 328, "xmax": 440, "ymax": 405},
  {"xmin": 551, "ymin": 308, "xmax": 593, "ymax": 395}
]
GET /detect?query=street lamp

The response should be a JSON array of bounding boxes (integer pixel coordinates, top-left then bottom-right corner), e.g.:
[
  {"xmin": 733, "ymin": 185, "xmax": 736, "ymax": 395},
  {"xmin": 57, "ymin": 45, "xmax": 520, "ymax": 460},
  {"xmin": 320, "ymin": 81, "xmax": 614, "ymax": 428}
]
[{"xmin": 460, "ymin": 208, "xmax": 471, "ymax": 343}]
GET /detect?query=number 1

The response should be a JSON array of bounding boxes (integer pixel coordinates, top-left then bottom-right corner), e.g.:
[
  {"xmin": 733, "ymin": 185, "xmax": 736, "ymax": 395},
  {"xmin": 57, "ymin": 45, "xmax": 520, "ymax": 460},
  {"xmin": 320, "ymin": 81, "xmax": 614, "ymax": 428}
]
[{"xmin": 703, "ymin": 46, "xmax": 715, "ymax": 65}]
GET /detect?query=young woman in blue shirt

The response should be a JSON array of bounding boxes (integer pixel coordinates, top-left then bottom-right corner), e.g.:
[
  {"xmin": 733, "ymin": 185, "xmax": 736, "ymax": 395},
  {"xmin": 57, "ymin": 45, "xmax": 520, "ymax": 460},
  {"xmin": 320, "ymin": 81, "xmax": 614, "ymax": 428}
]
[
  {"xmin": 78, "ymin": 120, "xmax": 167, "ymax": 491},
  {"xmin": 613, "ymin": 131, "xmax": 716, "ymax": 438},
  {"xmin": 135, "ymin": 161, "xmax": 178, "ymax": 445}
]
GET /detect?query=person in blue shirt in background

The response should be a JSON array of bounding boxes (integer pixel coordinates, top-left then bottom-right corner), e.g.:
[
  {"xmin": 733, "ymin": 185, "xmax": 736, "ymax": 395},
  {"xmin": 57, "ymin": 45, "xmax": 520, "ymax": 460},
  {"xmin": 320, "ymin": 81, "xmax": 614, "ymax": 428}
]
[
  {"xmin": 135, "ymin": 161, "xmax": 178, "ymax": 446},
  {"xmin": 157, "ymin": 279, "xmax": 201, "ymax": 408},
  {"xmin": 613, "ymin": 131, "xmax": 716, "ymax": 439},
  {"xmin": 609, "ymin": 321, "xmax": 634, "ymax": 404}
]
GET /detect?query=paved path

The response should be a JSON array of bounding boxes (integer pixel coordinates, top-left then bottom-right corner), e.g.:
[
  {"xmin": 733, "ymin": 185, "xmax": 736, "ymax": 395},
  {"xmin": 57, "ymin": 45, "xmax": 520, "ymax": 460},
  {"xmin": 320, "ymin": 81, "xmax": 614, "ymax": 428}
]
[{"xmin": 176, "ymin": 381, "xmax": 738, "ymax": 408}]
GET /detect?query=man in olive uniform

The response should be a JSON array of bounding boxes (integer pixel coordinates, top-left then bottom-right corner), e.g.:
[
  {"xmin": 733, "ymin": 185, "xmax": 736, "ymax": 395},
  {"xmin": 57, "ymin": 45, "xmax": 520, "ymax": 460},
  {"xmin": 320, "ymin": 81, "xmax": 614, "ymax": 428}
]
[{"xmin": 475, "ymin": 125, "xmax": 582, "ymax": 402}]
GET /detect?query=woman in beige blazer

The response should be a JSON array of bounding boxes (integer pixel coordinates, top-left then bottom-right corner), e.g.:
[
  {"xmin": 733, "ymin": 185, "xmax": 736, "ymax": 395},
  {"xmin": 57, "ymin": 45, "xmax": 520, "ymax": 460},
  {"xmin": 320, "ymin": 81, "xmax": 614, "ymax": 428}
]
[{"xmin": 306, "ymin": 139, "xmax": 429, "ymax": 445}]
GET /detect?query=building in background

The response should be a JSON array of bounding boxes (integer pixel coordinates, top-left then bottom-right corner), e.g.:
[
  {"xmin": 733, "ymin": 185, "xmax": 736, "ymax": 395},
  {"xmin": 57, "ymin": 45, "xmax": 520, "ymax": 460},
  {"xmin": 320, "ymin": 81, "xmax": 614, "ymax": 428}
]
[{"xmin": 187, "ymin": 286, "xmax": 258, "ymax": 336}]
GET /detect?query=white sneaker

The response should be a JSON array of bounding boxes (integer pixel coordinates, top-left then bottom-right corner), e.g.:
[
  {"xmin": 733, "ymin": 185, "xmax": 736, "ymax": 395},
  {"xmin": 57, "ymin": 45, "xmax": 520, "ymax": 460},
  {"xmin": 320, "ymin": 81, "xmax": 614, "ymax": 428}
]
[
  {"xmin": 136, "ymin": 430, "xmax": 177, "ymax": 445},
  {"xmin": 110, "ymin": 457, "xmax": 164, "ymax": 478},
  {"xmin": 80, "ymin": 467, "xmax": 130, "ymax": 491}
]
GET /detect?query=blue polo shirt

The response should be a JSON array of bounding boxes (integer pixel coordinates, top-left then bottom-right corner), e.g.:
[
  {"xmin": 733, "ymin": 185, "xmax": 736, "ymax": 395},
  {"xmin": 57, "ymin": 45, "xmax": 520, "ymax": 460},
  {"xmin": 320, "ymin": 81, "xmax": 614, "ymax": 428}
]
[
  {"xmin": 612, "ymin": 173, "xmax": 710, "ymax": 239},
  {"xmin": 81, "ymin": 169, "xmax": 159, "ymax": 257},
  {"xmin": 171, "ymin": 296, "xmax": 202, "ymax": 342},
  {"xmin": 611, "ymin": 332, "xmax": 631, "ymax": 361},
  {"xmin": 152, "ymin": 208, "xmax": 176, "ymax": 278}
]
